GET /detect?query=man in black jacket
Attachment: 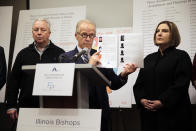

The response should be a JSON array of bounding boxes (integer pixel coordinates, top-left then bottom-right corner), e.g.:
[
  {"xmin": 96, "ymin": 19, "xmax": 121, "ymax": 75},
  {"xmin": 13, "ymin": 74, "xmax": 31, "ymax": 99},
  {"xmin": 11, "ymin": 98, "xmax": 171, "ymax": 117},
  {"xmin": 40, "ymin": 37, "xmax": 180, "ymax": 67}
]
[{"xmin": 6, "ymin": 18, "xmax": 64, "ymax": 121}]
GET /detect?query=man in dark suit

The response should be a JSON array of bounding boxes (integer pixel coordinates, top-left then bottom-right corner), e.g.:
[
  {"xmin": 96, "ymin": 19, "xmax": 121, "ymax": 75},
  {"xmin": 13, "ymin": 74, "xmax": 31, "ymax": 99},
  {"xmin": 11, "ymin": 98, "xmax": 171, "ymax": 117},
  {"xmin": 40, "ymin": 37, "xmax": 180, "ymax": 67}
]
[
  {"xmin": 0, "ymin": 46, "xmax": 6, "ymax": 90},
  {"xmin": 59, "ymin": 19, "xmax": 137, "ymax": 131}
]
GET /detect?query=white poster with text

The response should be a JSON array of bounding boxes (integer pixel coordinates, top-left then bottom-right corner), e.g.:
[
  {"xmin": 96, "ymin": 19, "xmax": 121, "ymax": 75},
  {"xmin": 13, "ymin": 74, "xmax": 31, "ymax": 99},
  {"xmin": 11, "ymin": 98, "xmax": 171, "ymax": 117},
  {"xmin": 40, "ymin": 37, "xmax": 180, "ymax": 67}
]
[
  {"xmin": 17, "ymin": 108, "xmax": 101, "ymax": 131},
  {"xmin": 33, "ymin": 63, "xmax": 75, "ymax": 96}
]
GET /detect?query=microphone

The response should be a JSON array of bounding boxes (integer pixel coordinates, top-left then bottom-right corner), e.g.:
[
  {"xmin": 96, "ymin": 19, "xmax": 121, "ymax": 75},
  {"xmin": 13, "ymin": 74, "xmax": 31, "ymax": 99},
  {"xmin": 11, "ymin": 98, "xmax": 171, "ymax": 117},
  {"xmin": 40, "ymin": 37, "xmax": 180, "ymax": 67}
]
[
  {"xmin": 58, "ymin": 54, "xmax": 72, "ymax": 63},
  {"xmin": 73, "ymin": 47, "xmax": 88, "ymax": 62}
]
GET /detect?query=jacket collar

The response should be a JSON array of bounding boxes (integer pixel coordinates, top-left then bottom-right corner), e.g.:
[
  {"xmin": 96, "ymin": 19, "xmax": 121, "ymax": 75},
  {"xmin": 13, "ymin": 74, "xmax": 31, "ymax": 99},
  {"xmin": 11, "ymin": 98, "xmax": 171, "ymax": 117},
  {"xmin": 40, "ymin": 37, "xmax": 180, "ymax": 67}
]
[
  {"xmin": 29, "ymin": 40, "xmax": 55, "ymax": 49},
  {"xmin": 158, "ymin": 46, "xmax": 175, "ymax": 56}
]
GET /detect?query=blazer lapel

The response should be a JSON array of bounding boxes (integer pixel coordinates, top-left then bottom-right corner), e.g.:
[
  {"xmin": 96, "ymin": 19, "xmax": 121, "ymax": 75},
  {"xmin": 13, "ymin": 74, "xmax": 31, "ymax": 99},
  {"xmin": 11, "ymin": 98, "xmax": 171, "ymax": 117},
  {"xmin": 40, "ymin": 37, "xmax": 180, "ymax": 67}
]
[
  {"xmin": 75, "ymin": 48, "xmax": 97, "ymax": 64},
  {"xmin": 73, "ymin": 47, "xmax": 85, "ymax": 64}
]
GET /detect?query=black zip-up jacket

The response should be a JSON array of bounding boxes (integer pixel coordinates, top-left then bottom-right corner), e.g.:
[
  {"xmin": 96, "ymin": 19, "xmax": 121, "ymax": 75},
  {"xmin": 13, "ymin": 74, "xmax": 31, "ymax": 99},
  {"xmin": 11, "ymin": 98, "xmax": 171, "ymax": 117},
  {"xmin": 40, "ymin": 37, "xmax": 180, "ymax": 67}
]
[{"xmin": 6, "ymin": 41, "xmax": 64, "ymax": 109}]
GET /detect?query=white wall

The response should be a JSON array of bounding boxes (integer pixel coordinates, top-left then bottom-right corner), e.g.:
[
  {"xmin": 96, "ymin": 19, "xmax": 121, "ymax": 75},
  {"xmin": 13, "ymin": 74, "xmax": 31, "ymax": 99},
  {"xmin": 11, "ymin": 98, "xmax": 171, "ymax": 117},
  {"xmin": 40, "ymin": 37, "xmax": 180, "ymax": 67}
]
[{"xmin": 30, "ymin": 0, "xmax": 133, "ymax": 28}]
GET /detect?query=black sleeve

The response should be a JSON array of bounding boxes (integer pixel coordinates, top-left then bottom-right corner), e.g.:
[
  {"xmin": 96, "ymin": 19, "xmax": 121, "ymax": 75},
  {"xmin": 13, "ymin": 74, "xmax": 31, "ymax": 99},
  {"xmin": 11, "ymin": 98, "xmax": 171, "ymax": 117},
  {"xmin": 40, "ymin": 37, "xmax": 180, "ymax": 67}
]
[
  {"xmin": 192, "ymin": 53, "xmax": 196, "ymax": 81},
  {"xmin": 0, "ymin": 47, "xmax": 6, "ymax": 90},
  {"xmin": 133, "ymin": 68, "xmax": 146, "ymax": 108},
  {"xmin": 5, "ymin": 51, "xmax": 23, "ymax": 109},
  {"xmin": 99, "ymin": 68, "xmax": 127, "ymax": 90}
]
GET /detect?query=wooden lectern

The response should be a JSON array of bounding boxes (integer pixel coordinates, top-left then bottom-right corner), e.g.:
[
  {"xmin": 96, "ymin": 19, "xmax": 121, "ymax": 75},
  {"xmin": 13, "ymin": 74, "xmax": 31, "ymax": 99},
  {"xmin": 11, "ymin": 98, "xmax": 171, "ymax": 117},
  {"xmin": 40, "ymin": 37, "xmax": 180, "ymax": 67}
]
[{"xmin": 22, "ymin": 64, "xmax": 111, "ymax": 109}]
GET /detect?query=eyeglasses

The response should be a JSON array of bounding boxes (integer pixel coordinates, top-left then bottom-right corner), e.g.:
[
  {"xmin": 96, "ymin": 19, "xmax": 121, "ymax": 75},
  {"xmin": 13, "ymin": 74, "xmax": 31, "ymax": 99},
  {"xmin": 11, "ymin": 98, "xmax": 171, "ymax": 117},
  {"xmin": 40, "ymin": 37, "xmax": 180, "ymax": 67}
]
[{"xmin": 77, "ymin": 33, "xmax": 96, "ymax": 39}]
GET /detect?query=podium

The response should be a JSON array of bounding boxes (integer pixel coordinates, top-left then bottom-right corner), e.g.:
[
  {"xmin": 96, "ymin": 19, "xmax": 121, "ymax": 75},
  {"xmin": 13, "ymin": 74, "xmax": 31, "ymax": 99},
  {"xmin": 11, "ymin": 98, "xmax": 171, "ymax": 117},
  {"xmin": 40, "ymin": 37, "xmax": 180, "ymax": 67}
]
[{"xmin": 22, "ymin": 64, "xmax": 111, "ymax": 109}]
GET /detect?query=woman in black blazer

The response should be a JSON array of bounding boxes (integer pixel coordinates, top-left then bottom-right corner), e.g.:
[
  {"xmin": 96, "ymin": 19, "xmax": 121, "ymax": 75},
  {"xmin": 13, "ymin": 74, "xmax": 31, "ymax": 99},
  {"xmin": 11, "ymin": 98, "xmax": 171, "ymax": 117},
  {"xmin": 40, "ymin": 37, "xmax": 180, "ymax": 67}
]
[{"xmin": 133, "ymin": 21, "xmax": 192, "ymax": 131}]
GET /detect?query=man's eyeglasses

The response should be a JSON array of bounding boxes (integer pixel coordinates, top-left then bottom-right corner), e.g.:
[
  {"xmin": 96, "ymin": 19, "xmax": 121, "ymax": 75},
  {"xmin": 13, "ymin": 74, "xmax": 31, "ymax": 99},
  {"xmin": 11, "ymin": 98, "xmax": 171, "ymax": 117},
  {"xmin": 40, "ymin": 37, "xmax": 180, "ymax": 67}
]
[{"xmin": 77, "ymin": 33, "xmax": 96, "ymax": 39}]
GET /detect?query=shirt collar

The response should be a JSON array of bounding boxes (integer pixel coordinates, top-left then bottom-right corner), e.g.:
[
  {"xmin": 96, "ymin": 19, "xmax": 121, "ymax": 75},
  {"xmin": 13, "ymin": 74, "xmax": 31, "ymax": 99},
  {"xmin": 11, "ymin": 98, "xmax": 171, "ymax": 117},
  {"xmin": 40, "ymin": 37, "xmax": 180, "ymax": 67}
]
[
  {"xmin": 34, "ymin": 41, "xmax": 50, "ymax": 55},
  {"xmin": 76, "ymin": 45, "xmax": 91, "ymax": 55}
]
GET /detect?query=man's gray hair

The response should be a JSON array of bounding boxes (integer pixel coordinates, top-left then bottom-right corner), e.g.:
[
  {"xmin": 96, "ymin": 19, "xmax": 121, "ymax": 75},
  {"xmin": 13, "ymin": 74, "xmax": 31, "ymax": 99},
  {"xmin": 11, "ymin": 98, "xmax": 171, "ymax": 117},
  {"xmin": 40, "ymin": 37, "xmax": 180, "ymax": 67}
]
[
  {"xmin": 32, "ymin": 18, "xmax": 51, "ymax": 31},
  {"xmin": 75, "ymin": 19, "xmax": 96, "ymax": 33}
]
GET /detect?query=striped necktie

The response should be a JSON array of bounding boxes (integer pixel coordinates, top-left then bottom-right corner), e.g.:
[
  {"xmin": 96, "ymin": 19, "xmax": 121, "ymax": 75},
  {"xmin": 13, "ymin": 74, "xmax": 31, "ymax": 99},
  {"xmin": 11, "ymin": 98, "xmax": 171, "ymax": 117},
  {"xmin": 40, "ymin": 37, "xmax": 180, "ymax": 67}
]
[{"xmin": 82, "ymin": 53, "xmax": 89, "ymax": 63}]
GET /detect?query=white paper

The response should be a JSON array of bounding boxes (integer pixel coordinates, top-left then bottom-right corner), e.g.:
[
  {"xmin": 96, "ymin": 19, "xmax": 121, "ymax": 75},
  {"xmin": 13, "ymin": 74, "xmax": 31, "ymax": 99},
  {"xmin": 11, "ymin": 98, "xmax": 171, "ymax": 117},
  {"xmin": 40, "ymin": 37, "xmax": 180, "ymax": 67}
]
[
  {"xmin": 17, "ymin": 108, "xmax": 101, "ymax": 131},
  {"xmin": 93, "ymin": 27, "xmax": 132, "ymax": 50},
  {"xmin": 33, "ymin": 63, "xmax": 75, "ymax": 96},
  {"xmin": 97, "ymin": 35, "xmax": 118, "ymax": 68},
  {"xmin": 97, "ymin": 33, "xmax": 144, "ymax": 68},
  {"xmin": 118, "ymin": 33, "xmax": 144, "ymax": 68}
]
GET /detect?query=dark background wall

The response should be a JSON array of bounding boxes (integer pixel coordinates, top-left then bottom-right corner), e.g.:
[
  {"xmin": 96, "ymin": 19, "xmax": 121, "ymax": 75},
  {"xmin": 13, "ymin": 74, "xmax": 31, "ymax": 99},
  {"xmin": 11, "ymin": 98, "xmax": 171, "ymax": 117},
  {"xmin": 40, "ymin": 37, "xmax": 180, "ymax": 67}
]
[{"xmin": 0, "ymin": 0, "xmax": 195, "ymax": 131}]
